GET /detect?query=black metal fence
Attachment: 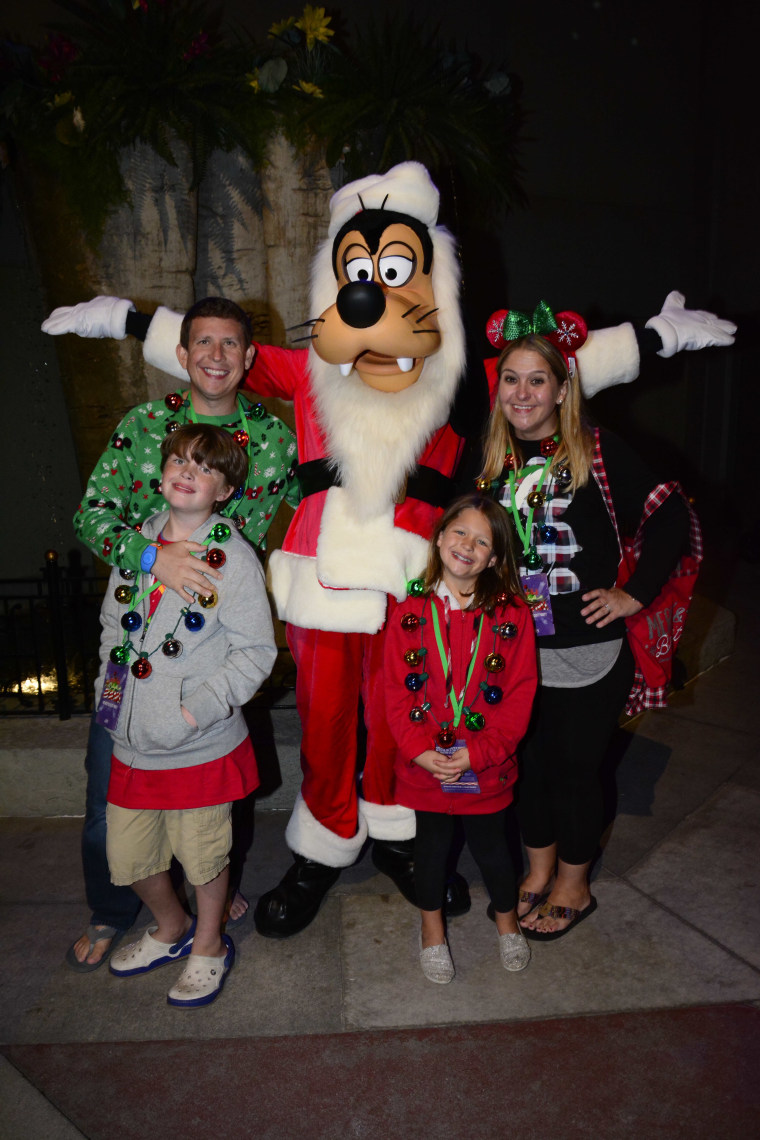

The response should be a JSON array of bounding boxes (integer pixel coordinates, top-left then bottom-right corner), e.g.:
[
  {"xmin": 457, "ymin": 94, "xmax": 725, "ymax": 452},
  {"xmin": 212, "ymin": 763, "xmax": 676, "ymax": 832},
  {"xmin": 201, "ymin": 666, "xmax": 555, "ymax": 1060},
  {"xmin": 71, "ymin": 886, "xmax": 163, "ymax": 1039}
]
[{"xmin": 0, "ymin": 551, "xmax": 296, "ymax": 719}]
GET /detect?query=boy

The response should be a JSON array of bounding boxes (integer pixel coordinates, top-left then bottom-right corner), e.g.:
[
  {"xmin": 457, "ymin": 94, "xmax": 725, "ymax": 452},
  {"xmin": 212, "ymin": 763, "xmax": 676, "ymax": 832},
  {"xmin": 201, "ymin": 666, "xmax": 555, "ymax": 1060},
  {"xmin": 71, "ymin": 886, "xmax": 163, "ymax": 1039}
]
[{"xmin": 96, "ymin": 423, "xmax": 276, "ymax": 1007}]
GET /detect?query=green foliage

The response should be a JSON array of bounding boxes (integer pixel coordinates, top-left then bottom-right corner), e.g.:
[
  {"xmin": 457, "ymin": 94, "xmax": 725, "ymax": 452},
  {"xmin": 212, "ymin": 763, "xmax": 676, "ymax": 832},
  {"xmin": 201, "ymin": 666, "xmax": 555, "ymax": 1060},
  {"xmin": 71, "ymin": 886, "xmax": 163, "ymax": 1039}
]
[
  {"xmin": 0, "ymin": 2, "xmax": 525, "ymax": 245},
  {"xmin": 297, "ymin": 17, "xmax": 526, "ymax": 213}
]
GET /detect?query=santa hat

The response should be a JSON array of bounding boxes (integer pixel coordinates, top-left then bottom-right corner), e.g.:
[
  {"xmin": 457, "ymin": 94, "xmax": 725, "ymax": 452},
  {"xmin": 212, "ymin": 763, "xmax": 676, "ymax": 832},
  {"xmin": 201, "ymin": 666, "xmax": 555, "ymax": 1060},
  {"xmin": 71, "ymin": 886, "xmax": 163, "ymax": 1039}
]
[{"xmin": 328, "ymin": 161, "xmax": 440, "ymax": 239}]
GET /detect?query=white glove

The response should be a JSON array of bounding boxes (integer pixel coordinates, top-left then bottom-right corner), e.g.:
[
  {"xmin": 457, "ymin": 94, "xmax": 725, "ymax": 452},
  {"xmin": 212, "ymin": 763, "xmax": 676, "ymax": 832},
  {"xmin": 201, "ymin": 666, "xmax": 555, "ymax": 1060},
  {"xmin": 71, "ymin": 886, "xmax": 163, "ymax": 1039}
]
[
  {"xmin": 645, "ymin": 291, "xmax": 736, "ymax": 358},
  {"xmin": 41, "ymin": 295, "xmax": 135, "ymax": 340}
]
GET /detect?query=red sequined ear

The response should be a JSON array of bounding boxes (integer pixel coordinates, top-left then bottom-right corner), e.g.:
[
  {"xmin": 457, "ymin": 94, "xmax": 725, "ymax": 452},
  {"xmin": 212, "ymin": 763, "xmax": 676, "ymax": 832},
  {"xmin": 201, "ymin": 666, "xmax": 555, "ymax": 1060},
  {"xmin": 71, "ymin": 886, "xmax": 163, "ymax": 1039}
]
[
  {"xmin": 546, "ymin": 310, "xmax": 588, "ymax": 354},
  {"xmin": 486, "ymin": 309, "xmax": 509, "ymax": 349}
]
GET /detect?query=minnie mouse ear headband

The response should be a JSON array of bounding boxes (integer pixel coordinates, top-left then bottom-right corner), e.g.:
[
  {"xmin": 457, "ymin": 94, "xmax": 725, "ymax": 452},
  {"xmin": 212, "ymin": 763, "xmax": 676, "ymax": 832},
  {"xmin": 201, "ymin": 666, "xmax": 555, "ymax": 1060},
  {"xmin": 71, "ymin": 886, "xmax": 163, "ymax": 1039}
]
[{"xmin": 486, "ymin": 300, "xmax": 588, "ymax": 377}]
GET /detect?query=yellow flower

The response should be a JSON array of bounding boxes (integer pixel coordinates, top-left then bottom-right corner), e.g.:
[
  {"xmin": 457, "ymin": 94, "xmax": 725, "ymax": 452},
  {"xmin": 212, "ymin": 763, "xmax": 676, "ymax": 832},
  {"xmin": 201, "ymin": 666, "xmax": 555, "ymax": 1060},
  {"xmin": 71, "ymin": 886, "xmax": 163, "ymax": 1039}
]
[
  {"xmin": 294, "ymin": 80, "xmax": 323, "ymax": 98},
  {"xmin": 269, "ymin": 16, "xmax": 297, "ymax": 38},
  {"xmin": 245, "ymin": 71, "xmax": 260, "ymax": 93},
  {"xmin": 295, "ymin": 5, "xmax": 333, "ymax": 50},
  {"xmin": 52, "ymin": 91, "xmax": 74, "ymax": 107}
]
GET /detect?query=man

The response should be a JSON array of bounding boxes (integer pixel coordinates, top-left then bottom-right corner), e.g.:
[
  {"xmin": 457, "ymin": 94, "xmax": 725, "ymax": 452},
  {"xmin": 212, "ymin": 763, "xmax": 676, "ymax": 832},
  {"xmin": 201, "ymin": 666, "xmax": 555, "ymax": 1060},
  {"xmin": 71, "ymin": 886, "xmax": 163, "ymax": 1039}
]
[{"xmin": 65, "ymin": 296, "xmax": 297, "ymax": 969}]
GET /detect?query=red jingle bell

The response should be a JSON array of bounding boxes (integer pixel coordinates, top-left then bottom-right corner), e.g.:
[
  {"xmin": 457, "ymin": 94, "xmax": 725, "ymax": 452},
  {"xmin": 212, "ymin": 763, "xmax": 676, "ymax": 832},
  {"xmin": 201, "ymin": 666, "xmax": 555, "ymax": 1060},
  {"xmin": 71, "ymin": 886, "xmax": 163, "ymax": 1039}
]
[
  {"xmin": 131, "ymin": 656, "xmax": 152, "ymax": 679},
  {"xmin": 436, "ymin": 727, "xmax": 457, "ymax": 749},
  {"xmin": 206, "ymin": 548, "xmax": 226, "ymax": 569},
  {"xmin": 400, "ymin": 613, "xmax": 420, "ymax": 631},
  {"xmin": 164, "ymin": 392, "xmax": 183, "ymax": 412},
  {"xmin": 233, "ymin": 430, "xmax": 249, "ymax": 448}
]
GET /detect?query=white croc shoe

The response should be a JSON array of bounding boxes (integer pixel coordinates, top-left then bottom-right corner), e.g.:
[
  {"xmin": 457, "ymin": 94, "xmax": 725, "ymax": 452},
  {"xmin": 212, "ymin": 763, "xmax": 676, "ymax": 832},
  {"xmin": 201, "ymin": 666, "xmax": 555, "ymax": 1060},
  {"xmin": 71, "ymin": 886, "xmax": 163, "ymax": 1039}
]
[
  {"xmin": 109, "ymin": 919, "xmax": 196, "ymax": 977},
  {"xmin": 167, "ymin": 935, "xmax": 235, "ymax": 1008}
]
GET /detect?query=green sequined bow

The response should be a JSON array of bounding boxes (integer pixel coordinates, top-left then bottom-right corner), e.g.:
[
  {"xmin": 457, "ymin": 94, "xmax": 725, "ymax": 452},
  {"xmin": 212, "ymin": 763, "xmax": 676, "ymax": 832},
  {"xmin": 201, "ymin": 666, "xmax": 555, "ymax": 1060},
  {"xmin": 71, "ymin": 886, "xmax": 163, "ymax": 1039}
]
[{"xmin": 501, "ymin": 300, "xmax": 557, "ymax": 341}]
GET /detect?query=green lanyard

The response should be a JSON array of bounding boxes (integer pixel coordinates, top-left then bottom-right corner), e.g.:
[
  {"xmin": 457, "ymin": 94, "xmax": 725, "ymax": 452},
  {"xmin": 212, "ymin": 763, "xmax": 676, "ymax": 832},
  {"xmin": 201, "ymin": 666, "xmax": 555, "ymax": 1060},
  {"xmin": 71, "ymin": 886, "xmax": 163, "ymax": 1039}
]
[
  {"xmin": 430, "ymin": 602, "xmax": 484, "ymax": 728},
  {"xmin": 507, "ymin": 456, "xmax": 552, "ymax": 556}
]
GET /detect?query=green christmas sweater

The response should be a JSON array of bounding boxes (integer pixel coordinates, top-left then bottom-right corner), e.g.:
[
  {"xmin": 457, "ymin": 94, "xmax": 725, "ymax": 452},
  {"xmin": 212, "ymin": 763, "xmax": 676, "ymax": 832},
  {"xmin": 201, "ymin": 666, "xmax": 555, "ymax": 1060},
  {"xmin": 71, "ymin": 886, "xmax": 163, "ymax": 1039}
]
[{"xmin": 74, "ymin": 391, "xmax": 298, "ymax": 570}]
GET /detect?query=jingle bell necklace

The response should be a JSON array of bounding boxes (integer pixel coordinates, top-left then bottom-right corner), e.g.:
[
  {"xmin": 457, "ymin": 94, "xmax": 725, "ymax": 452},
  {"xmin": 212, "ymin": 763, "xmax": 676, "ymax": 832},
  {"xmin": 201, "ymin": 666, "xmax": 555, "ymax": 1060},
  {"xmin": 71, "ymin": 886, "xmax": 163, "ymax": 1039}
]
[
  {"xmin": 110, "ymin": 522, "xmax": 232, "ymax": 678},
  {"xmin": 401, "ymin": 579, "xmax": 518, "ymax": 744}
]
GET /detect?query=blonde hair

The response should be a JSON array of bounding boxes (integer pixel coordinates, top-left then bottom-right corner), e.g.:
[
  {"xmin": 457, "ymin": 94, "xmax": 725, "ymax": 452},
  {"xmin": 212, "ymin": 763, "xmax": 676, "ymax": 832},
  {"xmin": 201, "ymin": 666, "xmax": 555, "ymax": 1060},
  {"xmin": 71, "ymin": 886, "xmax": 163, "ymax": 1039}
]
[{"xmin": 479, "ymin": 335, "xmax": 594, "ymax": 491}]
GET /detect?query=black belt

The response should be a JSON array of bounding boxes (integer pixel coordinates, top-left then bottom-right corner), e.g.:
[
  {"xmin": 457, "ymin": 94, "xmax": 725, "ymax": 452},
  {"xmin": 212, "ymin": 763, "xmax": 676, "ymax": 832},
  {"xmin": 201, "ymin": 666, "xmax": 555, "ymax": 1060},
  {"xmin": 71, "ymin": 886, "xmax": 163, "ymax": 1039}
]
[{"xmin": 296, "ymin": 458, "xmax": 456, "ymax": 510}]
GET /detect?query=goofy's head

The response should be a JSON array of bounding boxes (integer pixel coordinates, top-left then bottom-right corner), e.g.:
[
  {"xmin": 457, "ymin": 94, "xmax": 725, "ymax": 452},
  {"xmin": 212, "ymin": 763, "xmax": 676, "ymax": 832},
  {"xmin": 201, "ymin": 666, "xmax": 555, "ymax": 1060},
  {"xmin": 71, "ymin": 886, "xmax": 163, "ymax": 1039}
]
[{"xmin": 309, "ymin": 162, "xmax": 465, "ymax": 396}]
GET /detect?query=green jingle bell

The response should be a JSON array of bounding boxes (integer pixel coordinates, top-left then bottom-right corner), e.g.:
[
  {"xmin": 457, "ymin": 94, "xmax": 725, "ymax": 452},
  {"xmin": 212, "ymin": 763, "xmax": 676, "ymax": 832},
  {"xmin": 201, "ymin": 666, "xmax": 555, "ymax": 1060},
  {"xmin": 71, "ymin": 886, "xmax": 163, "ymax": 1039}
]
[
  {"xmin": 464, "ymin": 710, "xmax": 485, "ymax": 731},
  {"xmin": 110, "ymin": 645, "xmax": 130, "ymax": 665},
  {"xmin": 251, "ymin": 403, "xmax": 267, "ymax": 421},
  {"xmin": 524, "ymin": 548, "xmax": 543, "ymax": 571},
  {"xmin": 407, "ymin": 578, "xmax": 425, "ymax": 597},
  {"xmin": 210, "ymin": 523, "xmax": 231, "ymax": 543},
  {"xmin": 114, "ymin": 585, "xmax": 134, "ymax": 604}
]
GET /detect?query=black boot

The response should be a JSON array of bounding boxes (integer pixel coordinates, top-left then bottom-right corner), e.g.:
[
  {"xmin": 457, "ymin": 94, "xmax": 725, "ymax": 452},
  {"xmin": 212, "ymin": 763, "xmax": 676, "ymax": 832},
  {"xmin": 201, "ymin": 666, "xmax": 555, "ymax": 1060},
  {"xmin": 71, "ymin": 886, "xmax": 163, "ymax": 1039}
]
[
  {"xmin": 371, "ymin": 839, "xmax": 472, "ymax": 916},
  {"xmin": 371, "ymin": 838, "xmax": 417, "ymax": 905},
  {"xmin": 253, "ymin": 855, "xmax": 341, "ymax": 938}
]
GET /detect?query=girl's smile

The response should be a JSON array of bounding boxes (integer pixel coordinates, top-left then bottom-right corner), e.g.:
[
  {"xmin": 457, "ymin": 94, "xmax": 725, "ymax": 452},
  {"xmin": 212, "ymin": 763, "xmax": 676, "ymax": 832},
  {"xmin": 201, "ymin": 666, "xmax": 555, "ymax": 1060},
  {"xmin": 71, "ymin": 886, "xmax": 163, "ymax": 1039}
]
[{"xmin": 436, "ymin": 507, "xmax": 496, "ymax": 602}]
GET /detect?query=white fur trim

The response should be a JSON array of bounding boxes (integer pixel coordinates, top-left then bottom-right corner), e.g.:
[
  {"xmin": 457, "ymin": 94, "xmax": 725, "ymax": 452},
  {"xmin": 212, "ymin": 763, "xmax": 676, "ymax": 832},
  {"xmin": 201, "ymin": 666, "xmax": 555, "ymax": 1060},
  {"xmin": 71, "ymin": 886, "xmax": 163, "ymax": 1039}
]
[
  {"xmin": 143, "ymin": 306, "xmax": 188, "ymax": 381},
  {"xmin": 267, "ymin": 549, "xmax": 389, "ymax": 633},
  {"xmin": 285, "ymin": 791, "xmax": 368, "ymax": 866},
  {"xmin": 577, "ymin": 322, "xmax": 639, "ymax": 398},
  {"xmin": 328, "ymin": 162, "xmax": 439, "ymax": 238},
  {"xmin": 317, "ymin": 488, "xmax": 428, "ymax": 597},
  {"xmin": 359, "ymin": 798, "xmax": 416, "ymax": 842}
]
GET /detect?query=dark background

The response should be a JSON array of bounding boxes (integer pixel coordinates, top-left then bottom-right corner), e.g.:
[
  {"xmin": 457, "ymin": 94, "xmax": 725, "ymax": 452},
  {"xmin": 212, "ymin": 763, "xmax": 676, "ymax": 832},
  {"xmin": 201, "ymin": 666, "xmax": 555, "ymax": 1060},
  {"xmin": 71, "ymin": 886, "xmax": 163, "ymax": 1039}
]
[{"xmin": 2, "ymin": 0, "xmax": 757, "ymax": 576}]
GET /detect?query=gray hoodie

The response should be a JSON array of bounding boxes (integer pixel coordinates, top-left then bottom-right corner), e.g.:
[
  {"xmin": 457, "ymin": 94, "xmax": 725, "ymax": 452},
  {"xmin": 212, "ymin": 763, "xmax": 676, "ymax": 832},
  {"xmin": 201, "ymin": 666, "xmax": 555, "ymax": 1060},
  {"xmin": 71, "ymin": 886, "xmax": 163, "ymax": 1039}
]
[{"xmin": 96, "ymin": 511, "xmax": 276, "ymax": 772}]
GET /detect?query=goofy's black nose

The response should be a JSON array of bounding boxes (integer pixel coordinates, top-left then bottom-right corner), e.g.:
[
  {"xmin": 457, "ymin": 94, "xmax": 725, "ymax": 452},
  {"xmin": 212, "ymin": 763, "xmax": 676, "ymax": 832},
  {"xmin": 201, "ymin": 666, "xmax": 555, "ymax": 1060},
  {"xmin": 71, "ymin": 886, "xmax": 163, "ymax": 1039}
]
[{"xmin": 336, "ymin": 281, "xmax": 386, "ymax": 329}]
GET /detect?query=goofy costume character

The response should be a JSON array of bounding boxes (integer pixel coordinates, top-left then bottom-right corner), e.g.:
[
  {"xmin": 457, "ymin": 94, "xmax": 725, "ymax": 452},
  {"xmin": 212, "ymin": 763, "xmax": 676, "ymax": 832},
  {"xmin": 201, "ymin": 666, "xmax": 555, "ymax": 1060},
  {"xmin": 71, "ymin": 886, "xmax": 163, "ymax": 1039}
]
[{"xmin": 42, "ymin": 162, "xmax": 736, "ymax": 936}]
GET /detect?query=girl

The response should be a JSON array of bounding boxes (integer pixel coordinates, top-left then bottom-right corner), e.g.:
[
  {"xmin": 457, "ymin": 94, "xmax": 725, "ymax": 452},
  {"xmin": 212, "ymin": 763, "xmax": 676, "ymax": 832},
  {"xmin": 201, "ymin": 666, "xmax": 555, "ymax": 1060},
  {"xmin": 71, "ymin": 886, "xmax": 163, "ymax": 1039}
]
[
  {"xmin": 479, "ymin": 310, "xmax": 695, "ymax": 941},
  {"xmin": 384, "ymin": 495, "xmax": 537, "ymax": 983}
]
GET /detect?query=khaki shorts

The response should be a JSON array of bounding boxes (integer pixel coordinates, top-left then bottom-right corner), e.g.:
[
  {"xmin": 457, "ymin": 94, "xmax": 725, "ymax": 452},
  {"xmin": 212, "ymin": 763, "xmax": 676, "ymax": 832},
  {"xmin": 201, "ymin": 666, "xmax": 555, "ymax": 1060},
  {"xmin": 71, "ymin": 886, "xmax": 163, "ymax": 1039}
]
[{"xmin": 106, "ymin": 802, "xmax": 232, "ymax": 887}]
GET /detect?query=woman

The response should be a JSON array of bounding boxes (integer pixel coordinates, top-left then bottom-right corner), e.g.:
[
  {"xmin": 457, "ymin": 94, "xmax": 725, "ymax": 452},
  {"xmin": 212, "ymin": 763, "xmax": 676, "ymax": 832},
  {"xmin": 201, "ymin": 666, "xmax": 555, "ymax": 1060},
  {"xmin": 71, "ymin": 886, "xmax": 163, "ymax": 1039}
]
[{"xmin": 478, "ymin": 308, "xmax": 695, "ymax": 940}]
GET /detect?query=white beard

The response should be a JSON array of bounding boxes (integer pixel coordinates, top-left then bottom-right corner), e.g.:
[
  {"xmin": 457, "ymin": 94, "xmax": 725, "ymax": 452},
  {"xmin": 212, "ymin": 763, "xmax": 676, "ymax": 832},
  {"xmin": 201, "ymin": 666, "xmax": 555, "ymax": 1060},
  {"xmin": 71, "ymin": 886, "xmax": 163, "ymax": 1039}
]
[{"xmin": 307, "ymin": 224, "xmax": 466, "ymax": 519}]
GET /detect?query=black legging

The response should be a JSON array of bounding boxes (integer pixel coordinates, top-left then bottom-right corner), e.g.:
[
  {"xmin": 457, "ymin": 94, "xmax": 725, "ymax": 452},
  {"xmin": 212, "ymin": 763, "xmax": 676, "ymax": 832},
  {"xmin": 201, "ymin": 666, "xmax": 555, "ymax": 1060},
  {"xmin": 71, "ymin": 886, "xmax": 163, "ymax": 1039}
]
[
  {"xmin": 516, "ymin": 639, "xmax": 634, "ymax": 865},
  {"xmin": 415, "ymin": 808, "xmax": 517, "ymax": 912}
]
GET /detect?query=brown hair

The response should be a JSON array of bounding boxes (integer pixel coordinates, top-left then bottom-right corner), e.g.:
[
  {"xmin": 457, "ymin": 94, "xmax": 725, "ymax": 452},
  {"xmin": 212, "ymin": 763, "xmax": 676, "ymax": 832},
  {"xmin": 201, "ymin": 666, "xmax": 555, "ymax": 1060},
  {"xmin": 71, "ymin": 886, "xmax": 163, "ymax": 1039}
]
[
  {"xmin": 423, "ymin": 494, "xmax": 522, "ymax": 613},
  {"xmin": 179, "ymin": 297, "xmax": 253, "ymax": 350},
  {"xmin": 479, "ymin": 334, "xmax": 594, "ymax": 491},
  {"xmin": 160, "ymin": 424, "xmax": 248, "ymax": 506}
]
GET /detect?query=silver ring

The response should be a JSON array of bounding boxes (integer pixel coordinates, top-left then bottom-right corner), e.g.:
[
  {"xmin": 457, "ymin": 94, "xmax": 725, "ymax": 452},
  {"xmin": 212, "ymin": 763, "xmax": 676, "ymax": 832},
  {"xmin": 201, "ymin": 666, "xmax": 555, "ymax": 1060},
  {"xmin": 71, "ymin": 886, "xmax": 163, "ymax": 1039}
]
[{"xmin": 604, "ymin": 603, "xmax": 609, "ymax": 612}]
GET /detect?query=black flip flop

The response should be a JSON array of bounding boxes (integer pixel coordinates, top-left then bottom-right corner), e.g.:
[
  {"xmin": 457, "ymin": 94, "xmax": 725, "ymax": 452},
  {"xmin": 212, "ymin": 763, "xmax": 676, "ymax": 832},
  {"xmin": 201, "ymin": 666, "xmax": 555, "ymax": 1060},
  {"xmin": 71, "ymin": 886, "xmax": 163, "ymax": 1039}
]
[{"xmin": 523, "ymin": 896, "xmax": 598, "ymax": 942}]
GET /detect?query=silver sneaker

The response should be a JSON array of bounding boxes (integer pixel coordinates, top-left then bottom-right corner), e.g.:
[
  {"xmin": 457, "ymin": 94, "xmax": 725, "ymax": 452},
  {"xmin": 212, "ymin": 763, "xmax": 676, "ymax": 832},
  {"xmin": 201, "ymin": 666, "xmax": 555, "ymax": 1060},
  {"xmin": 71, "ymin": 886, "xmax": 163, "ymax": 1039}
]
[
  {"xmin": 498, "ymin": 930, "xmax": 531, "ymax": 972},
  {"xmin": 420, "ymin": 940, "xmax": 455, "ymax": 984}
]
